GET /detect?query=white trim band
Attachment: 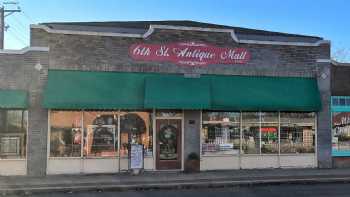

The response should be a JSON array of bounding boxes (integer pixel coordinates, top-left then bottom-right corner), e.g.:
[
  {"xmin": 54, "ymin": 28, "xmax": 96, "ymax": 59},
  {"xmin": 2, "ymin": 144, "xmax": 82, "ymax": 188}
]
[
  {"xmin": 0, "ymin": 46, "xmax": 49, "ymax": 54},
  {"xmin": 31, "ymin": 24, "xmax": 329, "ymax": 47},
  {"xmin": 316, "ymin": 59, "xmax": 332, "ymax": 63}
]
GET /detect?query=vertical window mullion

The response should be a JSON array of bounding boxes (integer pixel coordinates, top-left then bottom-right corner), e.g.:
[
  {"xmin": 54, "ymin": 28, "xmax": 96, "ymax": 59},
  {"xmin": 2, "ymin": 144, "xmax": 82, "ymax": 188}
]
[
  {"xmin": 278, "ymin": 111, "xmax": 281, "ymax": 155},
  {"xmin": 81, "ymin": 110, "xmax": 84, "ymax": 158},
  {"xmin": 259, "ymin": 112, "xmax": 262, "ymax": 155},
  {"xmin": 117, "ymin": 110, "xmax": 121, "ymax": 158},
  {"xmin": 240, "ymin": 111, "xmax": 242, "ymax": 155}
]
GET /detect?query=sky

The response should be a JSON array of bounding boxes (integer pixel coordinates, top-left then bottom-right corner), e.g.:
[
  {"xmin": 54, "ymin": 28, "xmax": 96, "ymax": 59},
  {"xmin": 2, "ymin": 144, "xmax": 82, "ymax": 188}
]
[{"xmin": 2, "ymin": 0, "xmax": 350, "ymax": 62}]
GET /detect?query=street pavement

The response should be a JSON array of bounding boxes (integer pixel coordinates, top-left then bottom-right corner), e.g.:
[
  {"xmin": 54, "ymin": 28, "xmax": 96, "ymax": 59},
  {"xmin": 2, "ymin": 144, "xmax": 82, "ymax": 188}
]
[
  {"xmin": 3, "ymin": 168, "xmax": 350, "ymax": 195},
  {"xmin": 5, "ymin": 183, "xmax": 350, "ymax": 197}
]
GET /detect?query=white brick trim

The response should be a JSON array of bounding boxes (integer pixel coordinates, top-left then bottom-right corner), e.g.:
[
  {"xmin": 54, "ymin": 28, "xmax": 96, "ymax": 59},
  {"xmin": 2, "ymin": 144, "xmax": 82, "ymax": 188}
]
[
  {"xmin": 0, "ymin": 46, "xmax": 49, "ymax": 54},
  {"xmin": 31, "ymin": 24, "xmax": 328, "ymax": 47},
  {"xmin": 316, "ymin": 59, "xmax": 332, "ymax": 63}
]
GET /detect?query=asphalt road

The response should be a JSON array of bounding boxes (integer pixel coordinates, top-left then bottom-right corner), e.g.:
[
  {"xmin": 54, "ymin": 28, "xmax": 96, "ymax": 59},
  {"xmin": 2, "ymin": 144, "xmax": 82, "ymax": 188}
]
[{"xmin": 7, "ymin": 183, "xmax": 350, "ymax": 197}]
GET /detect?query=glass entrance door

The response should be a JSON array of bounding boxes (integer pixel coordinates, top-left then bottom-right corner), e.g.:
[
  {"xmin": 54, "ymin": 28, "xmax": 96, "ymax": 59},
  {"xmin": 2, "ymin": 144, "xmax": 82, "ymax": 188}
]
[{"xmin": 156, "ymin": 119, "xmax": 182, "ymax": 170}]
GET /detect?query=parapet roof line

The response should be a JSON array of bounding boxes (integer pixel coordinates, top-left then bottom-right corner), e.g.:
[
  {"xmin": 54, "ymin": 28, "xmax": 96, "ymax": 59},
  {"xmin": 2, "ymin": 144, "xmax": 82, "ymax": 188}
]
[{"xmin": 30, "ymin": 24, "xmax": 329, "ymax": 47}]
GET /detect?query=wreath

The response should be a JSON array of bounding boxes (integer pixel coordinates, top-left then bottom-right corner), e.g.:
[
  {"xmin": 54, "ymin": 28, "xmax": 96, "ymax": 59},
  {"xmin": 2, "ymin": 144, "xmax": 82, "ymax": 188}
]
[{"xmin": 159, "ymin": 125, "xmax": 177, "ymax": 143}]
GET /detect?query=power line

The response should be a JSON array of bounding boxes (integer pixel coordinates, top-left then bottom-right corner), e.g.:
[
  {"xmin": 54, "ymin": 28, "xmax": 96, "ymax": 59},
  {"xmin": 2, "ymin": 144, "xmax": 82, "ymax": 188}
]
[
  {"xmin": 7, "ymin": 27, "xmax": 26, "ymax": 46},
  {"xmin": 11, "ymin": 14, "xmax": 27, "ymax": 30},
  {"xmin": 6, "ymin": 24, "xmax": 28, "ymax": 41},
  {"xmin": 6, "ymin": 17, "xmax": 29, "ymax": 40},
  {"xmin": 21, "ymin": 10, "xmax": 35, "ymax": 23}
]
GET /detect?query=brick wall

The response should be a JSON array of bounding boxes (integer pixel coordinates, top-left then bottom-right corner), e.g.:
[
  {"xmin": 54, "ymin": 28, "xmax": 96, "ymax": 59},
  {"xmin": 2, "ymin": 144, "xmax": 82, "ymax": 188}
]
[{"xmin": 0, "ymin": 50, "xmax": 49, "ymax": 176}]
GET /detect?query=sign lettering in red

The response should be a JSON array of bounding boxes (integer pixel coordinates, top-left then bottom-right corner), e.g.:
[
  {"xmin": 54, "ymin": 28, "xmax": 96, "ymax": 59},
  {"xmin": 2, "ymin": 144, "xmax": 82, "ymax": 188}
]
[{"xmin": 129, "ymin": 42, "xmax": 250, "ymax": 66}]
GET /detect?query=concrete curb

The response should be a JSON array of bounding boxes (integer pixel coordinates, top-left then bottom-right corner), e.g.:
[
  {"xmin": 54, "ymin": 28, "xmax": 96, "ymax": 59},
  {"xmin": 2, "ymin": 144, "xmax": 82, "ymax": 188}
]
[{"xmin": 2, "ymin": 176, "xmax": 350, "ymax": 195}]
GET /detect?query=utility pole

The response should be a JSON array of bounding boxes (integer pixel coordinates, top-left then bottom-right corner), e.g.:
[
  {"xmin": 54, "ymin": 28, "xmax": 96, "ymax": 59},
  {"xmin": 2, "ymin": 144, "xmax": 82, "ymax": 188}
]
[{"xmin": 0, "ymin": 1, "xmax": 21, "ymax": 49}]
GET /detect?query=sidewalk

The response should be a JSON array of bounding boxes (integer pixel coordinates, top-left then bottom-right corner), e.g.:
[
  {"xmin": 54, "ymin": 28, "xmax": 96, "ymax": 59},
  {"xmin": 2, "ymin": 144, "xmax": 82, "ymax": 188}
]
[{"xmin": 2, "ymin": 168, "xmax": 350, "ymax": 195}]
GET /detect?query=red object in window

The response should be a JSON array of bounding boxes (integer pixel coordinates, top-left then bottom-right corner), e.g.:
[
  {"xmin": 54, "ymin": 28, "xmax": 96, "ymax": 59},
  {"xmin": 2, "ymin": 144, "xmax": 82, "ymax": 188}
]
[{"xmin": 261, "ymin": 127, "xmax": 277, "ymax": 133}]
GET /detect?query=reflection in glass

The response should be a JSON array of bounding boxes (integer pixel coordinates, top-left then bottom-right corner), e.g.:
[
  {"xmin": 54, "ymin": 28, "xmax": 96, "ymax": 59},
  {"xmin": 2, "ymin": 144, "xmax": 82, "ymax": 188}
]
[
  {"xmin": 332, "ymin": 112, "xmax": 350, "ymax": 154},
  {"xmin": 83, "ymin": 111, "xmax": 118, "ymax": 157},
  {"xmin": 261, "ymin": 123, "xmax": 279, "ymax": 153},
  {"xmin": 261, "ymin": 113, "xmax": 278, "ymax": 154},
  {"xmin": 159, "ymin": 123, "xmax": 178, "ymax": 160},
  {"xmin": 280, "ymin": 113, "xmax": 315, "ymax": 153},
  {"xmin": 50, "ymin": 111, "xmax": 82, "ymax": 157},
  {"xmin": 120, "ymin": 111, "xmax": 153, "ymax": 157},
  {"xmin": 0, "ymin": 110, "xmax": 27, "ymax": 159},
  {"xmin": 202, "ymin": 112, "xmax": 240, "ymax": 155}
]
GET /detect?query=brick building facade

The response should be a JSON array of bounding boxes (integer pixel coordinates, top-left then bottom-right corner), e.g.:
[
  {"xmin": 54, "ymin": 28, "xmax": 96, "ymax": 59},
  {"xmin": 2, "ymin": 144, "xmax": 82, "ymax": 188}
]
[{"xmin": 0, "ymin": 21, "xmax": 332, "ymax": 176}]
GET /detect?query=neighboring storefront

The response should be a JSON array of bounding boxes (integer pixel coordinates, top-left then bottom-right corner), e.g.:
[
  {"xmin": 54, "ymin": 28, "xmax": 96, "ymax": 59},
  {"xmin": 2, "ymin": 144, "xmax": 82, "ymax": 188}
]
[
  {"xmin": 331, "ymin": 62, "xmax": 350, "ymax": 167},
  {"xmin": 0, "ymin": 20, "xmax": 332, "ymax": 175}
]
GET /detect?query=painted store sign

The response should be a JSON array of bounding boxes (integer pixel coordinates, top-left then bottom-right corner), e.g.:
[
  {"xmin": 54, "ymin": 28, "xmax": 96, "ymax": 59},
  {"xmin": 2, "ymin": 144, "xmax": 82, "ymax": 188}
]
[{"xmin": 129, "ymin": 42, "xmax": 250, "ymax": 66}]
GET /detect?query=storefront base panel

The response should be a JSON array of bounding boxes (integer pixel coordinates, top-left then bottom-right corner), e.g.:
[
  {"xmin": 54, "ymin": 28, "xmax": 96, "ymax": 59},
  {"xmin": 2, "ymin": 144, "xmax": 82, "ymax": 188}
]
[
  {"xmin": 241, "ymin": 155, "xmax": 279, "ymax": 169},
  {"xmin": 47, "ymin": 158, "xmax": 81, "ymax": 174},
  {"xmin": 200, "ymin": 155, "xmax": 240, "ymax": 170},
  {"xmin": 82, "ymin": 159, "xmax": 119, "ymax": 174},
  {"xmin": 333, "ymin": 157, "xmax": 350, "ymax": 168},
  {"xmin": 144, "ymin": 157, "xmax": 154, "ymax": 170},
  {"xmin": 279, "ymin": 154, "xmax": 316, "ymax": 168},
  {"xmin": 0, "ymin": 160, "xmax": 26, "ymax": 176},
  {"xmin": 47, "ymin": 158, "xmax": 119, "ymax": 175},
  {"xmin": 47, "ymin": 157, "xmax": 155, "ymax": 175},
  {"xmin": 200, "ymin": 154, "xmax": 316, "ymax": 170}
]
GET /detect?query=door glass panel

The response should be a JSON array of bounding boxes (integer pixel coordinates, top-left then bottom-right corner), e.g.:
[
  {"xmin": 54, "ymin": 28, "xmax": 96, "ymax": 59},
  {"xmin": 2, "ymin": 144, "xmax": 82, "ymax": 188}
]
[{"xmin": 159, "ymin": 123, "xmax": 178, "ymax": 160}]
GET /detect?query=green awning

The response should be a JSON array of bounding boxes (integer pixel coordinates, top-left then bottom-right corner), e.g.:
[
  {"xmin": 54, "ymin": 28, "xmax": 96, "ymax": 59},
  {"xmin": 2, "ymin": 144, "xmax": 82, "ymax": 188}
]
[
  {"xmin": 43, "ymin": 70, "xmax": 321, "ymax": 111},
  {"xmin": 144, "ymin": 76, "xmax": 211, "ymax": 109},
  {"xmin": 0, "ymin": 89, "xmax": 28, "ymax": 109},
  {"xmin": 207, "ymin": 75, "xmax": 321, "ymax": 111},
  {"xmin": 43, "ymin": 70, "xmax": 154, "ymax": 109}
]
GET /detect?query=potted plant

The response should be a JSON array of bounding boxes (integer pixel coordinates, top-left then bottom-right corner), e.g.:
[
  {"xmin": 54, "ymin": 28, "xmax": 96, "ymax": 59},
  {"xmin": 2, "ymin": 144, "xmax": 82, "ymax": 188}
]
[{"xmin": 184, "ymin": 152, "xmax": 200, "ymax": 173}]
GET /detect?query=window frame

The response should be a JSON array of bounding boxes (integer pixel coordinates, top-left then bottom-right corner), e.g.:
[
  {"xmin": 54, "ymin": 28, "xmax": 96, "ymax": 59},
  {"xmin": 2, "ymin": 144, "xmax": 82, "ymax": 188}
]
[
  {"xmin": 0, "ymin": 109, "xmax": 28, "ymax": 160},
  {"xmin": 201, "ymin": 111, "xmax": 317, "ymax": 156},
  {"xmin": 48, "ymin": 109, "xmax": 154, "ymax": 159}
]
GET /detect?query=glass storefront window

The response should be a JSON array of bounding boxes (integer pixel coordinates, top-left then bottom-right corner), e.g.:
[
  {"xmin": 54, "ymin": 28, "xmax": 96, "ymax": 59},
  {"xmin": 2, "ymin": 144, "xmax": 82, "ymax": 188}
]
[
  {"xmin": 83, "ymin": 111, "xmax": 118, "ymax": 157},
  {"xmin": 50, "ymin": 110, "xmax": 153, "ymax": 158},
  {"xmin": 202, "ymin": 111, "xmax": 316, "ymax": 155},
  {"xmin": 119, "ymin": 111, "xmax": 153, "ymax": 157},
  {"xmin": 0, "ymin": 110, "xmax": 27, "ymax": 159},
  {"xmin": 261, "ymin": 112, "xmax": 278, "ymax": 154},
  {"xmin": 280, "ymin": 112, "xmax": 315, "ymax": 153},
  {"xmin": 242, "ymin": 112, "xmax": 260, "ymax": 154},
  {"xmin": 201, "ymin": 112, "xmax": 240, "ymax": 155},
  {"xmin": 332, "ymin": 112, "xmax": 350, "ymax": 155},
  {"xmin": 50, "ymin": 111, "xmax": 82, "ymax": 157}
]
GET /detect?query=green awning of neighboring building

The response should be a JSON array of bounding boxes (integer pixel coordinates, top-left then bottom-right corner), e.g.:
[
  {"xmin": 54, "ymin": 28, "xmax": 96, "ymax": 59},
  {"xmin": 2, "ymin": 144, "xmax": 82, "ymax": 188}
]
[
  {"xmin": 207, "ymin": 75, "xmax": 322, "ymax": 111},
  {"xmin": 43, "ymin": 70, "xmax": 321, "ymax": 111},
  {"xmin": 0, "ymin": 89, "xmax": 28, "ymax": 109},
  {"xmin": 144, "ymin": 75, "xmax": 211, "ymax": 109},
  {"xmin": 43, "ymin": 70, "xmax": 153, "ymax": 109}
]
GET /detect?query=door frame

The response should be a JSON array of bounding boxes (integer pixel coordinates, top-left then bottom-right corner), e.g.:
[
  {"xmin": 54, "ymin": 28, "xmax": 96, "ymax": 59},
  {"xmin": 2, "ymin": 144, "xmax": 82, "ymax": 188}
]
[{"xmin": 154, "ymin": 109, "xmax": 184, "ymax": 171}]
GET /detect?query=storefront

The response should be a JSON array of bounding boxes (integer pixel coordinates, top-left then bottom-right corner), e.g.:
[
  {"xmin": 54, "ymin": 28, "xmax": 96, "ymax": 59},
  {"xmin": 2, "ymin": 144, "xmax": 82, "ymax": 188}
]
[
  {"xmin": 331, "ymin": 62, "xmax": 350, "ymax": 167},
  {"xmin": 0, "ymin": 20, "xmax": 332, "ymax": 175}
]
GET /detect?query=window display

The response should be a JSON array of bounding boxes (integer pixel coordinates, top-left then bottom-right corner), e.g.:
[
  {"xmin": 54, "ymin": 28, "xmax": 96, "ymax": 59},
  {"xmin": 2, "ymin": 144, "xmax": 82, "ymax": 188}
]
[
  {"xmin": 201, "ymin": 111, "xmax": 316, "ymax": 155},
  {"xmin": 261, "ymin": 112, "xmax": 278, "ymax": 154},
  {"xmin": 242, "ymin": 112, "xmax": 260, "ymax": 154},
  {"xmin": 201, "ymin": 112, "xmax": 240, "ymax": 155},
  {"xmin": 49, "ymin": 110, "xmax": 153, "ymax": 158},
  {"xmin": 332, "ymin": 112, "xmax": 350, "ymax": 155},
  {"xmin": 50, "ymin": 111, "xmax": 82, "ymax": 157},
  {"xmin": 0, "ymin": 110, "xmax": 27, "ymax": 159},
  {"xmin": 280, "ymin": 112, "xmax": 315, "ymax": 153},
  {"xmin": 120, "ymin": 111, "xmax": 153, "ymax": 157},
  {"xmin": 83, "ymin": 111, "xmax": 118, "ymax": 157}
]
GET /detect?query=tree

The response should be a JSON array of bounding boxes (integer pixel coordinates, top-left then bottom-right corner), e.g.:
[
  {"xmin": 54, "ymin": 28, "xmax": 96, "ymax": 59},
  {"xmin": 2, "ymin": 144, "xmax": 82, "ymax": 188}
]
[{"xmin": 332, "ymin": 48, "xmax": 350, "ymax": 63}]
